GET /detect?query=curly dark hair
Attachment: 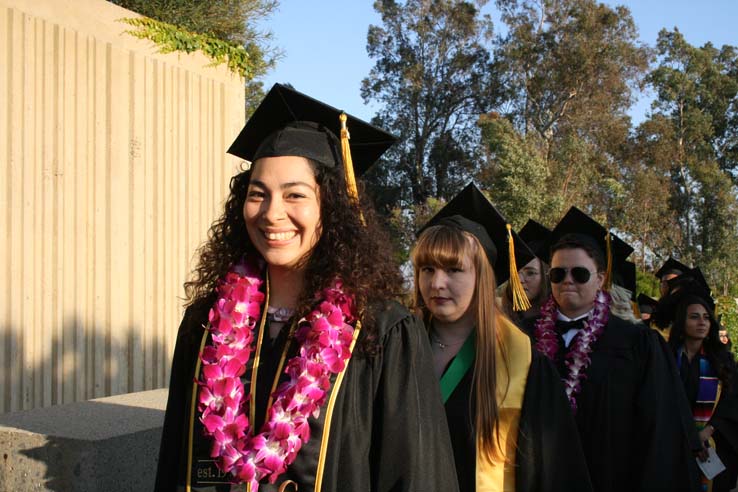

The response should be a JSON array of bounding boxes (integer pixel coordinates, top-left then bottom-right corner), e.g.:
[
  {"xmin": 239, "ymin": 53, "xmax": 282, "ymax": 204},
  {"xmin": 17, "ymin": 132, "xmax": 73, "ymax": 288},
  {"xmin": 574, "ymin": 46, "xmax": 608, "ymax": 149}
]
[
  {"xmin": 668, "ymin": 295, "xmax": 733, "ymax": 390},
  {"xmin": 184, "ymin": 160, "xmax": 403, "ymax": 352}
]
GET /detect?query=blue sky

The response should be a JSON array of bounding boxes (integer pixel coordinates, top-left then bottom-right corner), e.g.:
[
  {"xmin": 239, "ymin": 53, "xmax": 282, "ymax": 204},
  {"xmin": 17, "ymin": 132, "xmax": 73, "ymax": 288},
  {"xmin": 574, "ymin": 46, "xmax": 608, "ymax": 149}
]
[{"xmin": 259, "ymin": 1, "xmax": 738, "ymax": 124}]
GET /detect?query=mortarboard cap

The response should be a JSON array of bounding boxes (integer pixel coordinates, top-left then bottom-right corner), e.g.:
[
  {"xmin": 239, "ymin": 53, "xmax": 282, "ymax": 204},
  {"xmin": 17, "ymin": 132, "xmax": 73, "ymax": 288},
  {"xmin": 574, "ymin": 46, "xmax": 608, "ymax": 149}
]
[
  {"xmin": 653, "ymin": 268, "xmax": 715, "ymax": 326},
  {"xmin": 655, "ymin": 257, "xmax": 690, "ymax": 279},
  {"xmin": 637, "ymin": 294, "xmax": 658, "ymax": 315},
  {"xmin": 613, "ymin": 260, "xmax": 637, "ymax": 300},
  {"xmin": 666, "ymin": 266, "xmax": 712, "ymax": 303},
  {"xmin": 419, "ymin": 183, "xmax": 534, "ymax": 286},
  {"xmin": 227, "ymin": 83, "xmax": 397, "ymax": 176},
  {"xmin": 518, "ymin": 219, "xmax": 551, "ymax": 261}
]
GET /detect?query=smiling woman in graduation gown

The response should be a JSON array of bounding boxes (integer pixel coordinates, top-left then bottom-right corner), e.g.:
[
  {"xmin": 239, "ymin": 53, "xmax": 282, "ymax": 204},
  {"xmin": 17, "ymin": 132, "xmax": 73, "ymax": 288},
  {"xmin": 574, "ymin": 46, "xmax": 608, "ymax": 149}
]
[
  {"xmin": 412, "ymin": 184, "xmax": 592, "ymax": 492},
  {"xmin": 154, "ymin": 84, "xmax": 458, "ymax": 492}
]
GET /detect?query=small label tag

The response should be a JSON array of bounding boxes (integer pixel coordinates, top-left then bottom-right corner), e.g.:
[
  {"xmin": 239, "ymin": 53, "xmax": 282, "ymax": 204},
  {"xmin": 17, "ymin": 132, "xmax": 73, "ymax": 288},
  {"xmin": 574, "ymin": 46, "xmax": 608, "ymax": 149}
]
[{"xmin": 192, "ymin": 459, "xmax": 233, "ymax": 485}]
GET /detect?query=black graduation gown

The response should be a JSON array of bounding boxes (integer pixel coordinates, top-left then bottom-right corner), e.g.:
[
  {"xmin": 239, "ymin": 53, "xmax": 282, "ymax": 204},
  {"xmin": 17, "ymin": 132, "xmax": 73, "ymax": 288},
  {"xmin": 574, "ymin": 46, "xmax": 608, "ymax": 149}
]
[
  {"xmin": 444, "ymin": 328, "xmax": 593, "ymax": 492},
  {"xmin": 677, "ymin": 350, "xmax": 738, "ymax": 491},
  {"xmin": 154, "ymin": 296, "xmax": 459, "ymax": 492},
  {"xmin": 523, "ymin": 314, "xmax": 701, "ymax": 492}
]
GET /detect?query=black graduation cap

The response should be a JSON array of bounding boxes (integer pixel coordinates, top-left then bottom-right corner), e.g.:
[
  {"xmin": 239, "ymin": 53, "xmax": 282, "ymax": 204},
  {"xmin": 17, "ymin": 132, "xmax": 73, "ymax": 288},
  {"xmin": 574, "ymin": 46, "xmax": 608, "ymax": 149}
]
[
  {"xmin": 547, "ymin": 207, "xmax": 634, "ymax": 288},
  {"xmin": 653, "ymin": 267, "xmax": 716, "ymax": 326},
  {"xmin": 613, "ymin": 260, "xmax": 637, "ymax": 300},
  {"xmin": 655, "ymin": 257, "xmax": 690, "ymax": 279},
  {"xmin": 419, "ymin": 183, "xmax": 535, "ymax": 285},
  {"xmin": 227, "ymin": 83, "xmax": 397, "ymax": 175},
  {"xmin": 637, "ymin": 294, "xmax": 658, "ymax": 315},
  {"xmin": 666, "ymin": 267, "xmax": 712, "ymax": 301},
  {"xmin": 518, "ymin": 219, "xmax": 551, "ymax": 260}
]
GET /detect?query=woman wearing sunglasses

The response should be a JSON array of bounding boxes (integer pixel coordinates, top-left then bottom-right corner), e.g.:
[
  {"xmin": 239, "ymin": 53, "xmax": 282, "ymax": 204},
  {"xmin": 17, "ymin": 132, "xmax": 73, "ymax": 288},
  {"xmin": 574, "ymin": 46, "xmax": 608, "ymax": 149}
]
[
  {"xmin": 412, "ymin": 184, "xmax": 592, "ymax": 492},
  {"xmin": 667, "ymin": 294, "xmax": 738, "ymax": 492},
  {"xmin": 524, "ymin": 207, "xmax": 700, "ymax": 492}
]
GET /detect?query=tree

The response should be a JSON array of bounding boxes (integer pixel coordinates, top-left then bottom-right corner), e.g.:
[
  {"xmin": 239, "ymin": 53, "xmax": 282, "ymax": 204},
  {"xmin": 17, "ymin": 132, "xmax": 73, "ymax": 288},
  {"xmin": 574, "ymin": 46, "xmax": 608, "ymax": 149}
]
[
  {"xmin": 110, "ymin": 0, "xmax": 280, "ymax": 111},
  {"xmin": 637, "ymin": 29, "xmax": 738, "ymax": 295},
  {"xmin": 361, "ymin": 0, "xmax": 494, "ymax": 210},
  {"xmin": 485, "ymin": 0, "xmax": 650, "ymax": 222},
  {"xmin": 477, "ymin": 112, "xmax": 559, "ymax": 227}
]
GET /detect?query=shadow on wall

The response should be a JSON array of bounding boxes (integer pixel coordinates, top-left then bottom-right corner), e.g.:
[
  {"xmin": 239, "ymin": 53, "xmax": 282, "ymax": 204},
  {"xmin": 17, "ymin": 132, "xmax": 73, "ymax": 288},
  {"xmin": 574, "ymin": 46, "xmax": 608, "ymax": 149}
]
[
  {"xmin": 0, "ymin": 308, "xmax": 184, "ymax": 490},
  {"xmin": 0, "ymin": 315, "xmax": 175, "ymax": 414}
]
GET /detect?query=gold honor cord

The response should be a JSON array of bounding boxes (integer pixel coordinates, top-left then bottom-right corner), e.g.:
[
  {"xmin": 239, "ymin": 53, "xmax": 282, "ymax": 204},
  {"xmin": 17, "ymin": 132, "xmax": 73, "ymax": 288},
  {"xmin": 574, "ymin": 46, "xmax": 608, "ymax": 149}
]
[
  {"xmin": 507, "ymin": 224, "xmax": 531, "ymax": 312},
  {"xmin": 247, "ymin": 274, "xmax": 270, "ymax": 492},
  {"xmin": 339, "ymin": 113, "xmax": 365, "ymax": 225},
  {"xmin": 313, "ymin": 321, "xmax": 362, "ymax": 492},
  {"xmin": 186, "ymin": 328, "xmax": 211, "ymax": 492},
  {"xmin": 250, "ymin": 274, "xmax": 270, "ymax": 427},
  {"xmin": 705, "ymin": 382, "xmax": 723, "ymax": 457},
  {"xmin": 278, "ymin": 480, "xmax": 298, "ymax": 491},
  {"xmin": 713, "ymin": 382, "xmax": 723, "ymax": 420},
  {"xmin": 604, "ymin": 231, "xmax": 613, "ymax": 291}
]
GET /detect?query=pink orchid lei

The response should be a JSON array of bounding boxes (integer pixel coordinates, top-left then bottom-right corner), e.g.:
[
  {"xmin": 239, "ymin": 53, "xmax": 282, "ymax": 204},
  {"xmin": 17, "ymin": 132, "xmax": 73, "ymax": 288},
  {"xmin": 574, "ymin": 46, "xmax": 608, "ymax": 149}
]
[
  {"xmin": 534, "ymin": 290, "xmax": 610, "ymax": 413},
  {"xmin": 197, "ymin": 258, "xmax": 357, "ymax": 490}
]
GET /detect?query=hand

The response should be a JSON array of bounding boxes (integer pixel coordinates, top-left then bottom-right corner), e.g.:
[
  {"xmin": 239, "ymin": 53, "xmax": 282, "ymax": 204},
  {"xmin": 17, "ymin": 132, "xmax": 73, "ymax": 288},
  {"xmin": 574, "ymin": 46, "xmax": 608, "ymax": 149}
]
[
  {"xmin": 699, "ymin": 425, "xmax": 715, "ymax": 445},
  {"xmin": 695, "ymin": 425, "xmax": 715, "ymax": 462},
  {"xmin": 696, "ymin": 447, "xmax": 709, "ymax": 462}
]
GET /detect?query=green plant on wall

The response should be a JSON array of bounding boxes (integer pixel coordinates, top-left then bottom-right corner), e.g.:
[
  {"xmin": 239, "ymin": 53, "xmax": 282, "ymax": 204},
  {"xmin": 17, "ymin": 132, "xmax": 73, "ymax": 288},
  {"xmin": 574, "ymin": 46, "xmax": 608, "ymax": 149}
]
[{"xmin": 120, "ymin": 17, "xmax": 266, "ymax": 79}]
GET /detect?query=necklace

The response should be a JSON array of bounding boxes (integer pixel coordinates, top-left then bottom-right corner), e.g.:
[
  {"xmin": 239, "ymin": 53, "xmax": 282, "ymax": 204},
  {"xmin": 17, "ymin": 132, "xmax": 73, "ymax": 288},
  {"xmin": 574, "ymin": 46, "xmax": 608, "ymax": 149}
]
[
  {"xmin": 267, "ymin": 305, "xmax": 295, "ymax": 323},
  {"xmin": 430, "ymin": 329, "xmax": 467, "ymax": 350}
]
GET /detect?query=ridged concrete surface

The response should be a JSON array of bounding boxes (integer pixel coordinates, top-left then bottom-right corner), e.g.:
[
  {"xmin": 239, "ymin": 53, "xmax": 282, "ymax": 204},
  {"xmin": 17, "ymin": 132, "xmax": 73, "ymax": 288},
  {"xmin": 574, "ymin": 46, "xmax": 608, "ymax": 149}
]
[{"xmin": 0, "ymin": 0, "xmax": 246, "ymax": 413}]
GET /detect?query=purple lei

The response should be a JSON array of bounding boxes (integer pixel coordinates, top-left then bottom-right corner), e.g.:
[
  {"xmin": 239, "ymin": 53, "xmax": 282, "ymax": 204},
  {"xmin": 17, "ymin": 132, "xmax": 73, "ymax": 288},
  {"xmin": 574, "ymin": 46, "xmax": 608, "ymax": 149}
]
[{"xmin": 534, "ymin": 290, "xmax": 610, "ymax": 412}]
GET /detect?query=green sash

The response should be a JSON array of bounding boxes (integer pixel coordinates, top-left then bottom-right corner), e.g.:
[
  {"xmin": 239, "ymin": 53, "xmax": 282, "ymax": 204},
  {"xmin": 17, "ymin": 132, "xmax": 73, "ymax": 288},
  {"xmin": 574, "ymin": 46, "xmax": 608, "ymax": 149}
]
[{"xmin": 439, "ymin": 334, "xmax": 475, "ymax": 403}]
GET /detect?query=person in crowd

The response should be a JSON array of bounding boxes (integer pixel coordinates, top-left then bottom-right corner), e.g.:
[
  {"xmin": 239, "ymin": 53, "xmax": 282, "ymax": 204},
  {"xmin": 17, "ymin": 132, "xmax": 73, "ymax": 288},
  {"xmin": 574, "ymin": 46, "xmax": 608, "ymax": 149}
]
[
  {"xmin": 523, "ymin": 207, "xmax": 701, "ymax": 492},
  {"xmin": 668, "ymin": 295, "xmax": 738, "ymax": 492},
  {"xmin": 502, "ymin": 219, "xmax": 551, "ymax": 325},
  {"xmin": 637, "ymin": 293, "xmax": 658, "ymax": 326},
  {"xmin": 610, "ymin": 261, "xmax": 639, "ymax": 323},
  {"xmin": 154, "ymin": 84, "xmax": 459, "ymax": 492},
  {"xmin": 652, "ymin": 266, "xmax": 711, "ymax": 339},
  {"xmin": 656, "ymin": 257, "xmax": 690, "ymax": 298},
  {"xmin": 720, "ymin": 328, "xmax": 732, "ymax": 350},
  {"xmin": 412, "ymin": 183, "xmax": 592, "ymax": 492}
]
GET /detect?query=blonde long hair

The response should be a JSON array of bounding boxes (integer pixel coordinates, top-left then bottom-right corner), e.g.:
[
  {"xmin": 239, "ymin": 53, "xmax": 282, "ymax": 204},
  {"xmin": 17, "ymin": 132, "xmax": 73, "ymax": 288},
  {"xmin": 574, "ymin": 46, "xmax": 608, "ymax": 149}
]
[{"xmin": 411, "ymin": 225, "xmax": 510, "ymax": 460}]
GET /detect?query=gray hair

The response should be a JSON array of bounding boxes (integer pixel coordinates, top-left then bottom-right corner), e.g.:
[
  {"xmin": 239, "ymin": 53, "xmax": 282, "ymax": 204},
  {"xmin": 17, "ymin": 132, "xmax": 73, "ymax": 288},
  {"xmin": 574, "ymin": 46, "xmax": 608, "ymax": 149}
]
[{"xmin": 609, "ymin": 284, "xmax": 638, "ymax": 323}]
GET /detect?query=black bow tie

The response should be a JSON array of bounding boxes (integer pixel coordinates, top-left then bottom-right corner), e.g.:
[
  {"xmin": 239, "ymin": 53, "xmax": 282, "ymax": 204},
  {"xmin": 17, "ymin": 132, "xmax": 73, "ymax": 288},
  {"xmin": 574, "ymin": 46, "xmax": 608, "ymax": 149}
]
[{"xmin": 555, "ymin": 319, "xmax": 585, "ymax": 334}]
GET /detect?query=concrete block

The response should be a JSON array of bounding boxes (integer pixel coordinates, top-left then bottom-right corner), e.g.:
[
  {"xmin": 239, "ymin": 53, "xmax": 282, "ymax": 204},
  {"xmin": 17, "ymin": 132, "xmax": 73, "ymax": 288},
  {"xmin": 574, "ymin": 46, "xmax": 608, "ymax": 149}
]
[{"xmin": 0, "ymin": 389, "xmax": 168, "ymax": 492}]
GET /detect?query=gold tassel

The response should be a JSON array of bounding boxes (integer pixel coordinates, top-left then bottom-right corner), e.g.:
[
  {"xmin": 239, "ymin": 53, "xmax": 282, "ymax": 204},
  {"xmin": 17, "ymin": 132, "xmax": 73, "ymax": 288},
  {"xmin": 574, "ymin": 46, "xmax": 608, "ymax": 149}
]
[
  {"xmin": 339, "ymin": 113, "xmax": 365, "ymax": 225},
  {"xmin": 631, "ymin": 300, "xmax": 640, "ymax": 319},
  {"xmin": 507, "ymin": 224, "xmax": 531, "ymax": 312},
  {"xmin": 604, "ymin": 231, "xmax": 613, "ymax": 291}
]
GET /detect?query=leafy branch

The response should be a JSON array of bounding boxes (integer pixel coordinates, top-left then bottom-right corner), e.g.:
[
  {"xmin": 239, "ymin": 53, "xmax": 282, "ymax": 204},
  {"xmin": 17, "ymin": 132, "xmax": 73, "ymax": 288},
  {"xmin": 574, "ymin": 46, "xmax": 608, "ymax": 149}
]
[{"xmin": 120, "ymin": 17, "xmax": 263, "ymax": 79}]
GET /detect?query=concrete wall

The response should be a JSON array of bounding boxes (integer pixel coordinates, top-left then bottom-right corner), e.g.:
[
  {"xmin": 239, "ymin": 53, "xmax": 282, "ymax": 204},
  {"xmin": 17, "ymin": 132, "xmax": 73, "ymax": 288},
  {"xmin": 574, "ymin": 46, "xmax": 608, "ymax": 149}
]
[
  {"xmin": 0, "ymin": 389, "xmax": 167, "ymax": 492},
  {"xmin": 0, "ymin": 0, "xmax": 246, "ymax": 413}
]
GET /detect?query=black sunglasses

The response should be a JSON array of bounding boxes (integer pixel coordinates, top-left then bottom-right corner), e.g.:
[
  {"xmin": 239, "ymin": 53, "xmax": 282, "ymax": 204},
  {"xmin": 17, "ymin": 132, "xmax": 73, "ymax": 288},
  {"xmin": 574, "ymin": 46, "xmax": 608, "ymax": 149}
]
[{"xmin": 549, "ymin": 267, "xmax": 598, "ymax": 284}]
